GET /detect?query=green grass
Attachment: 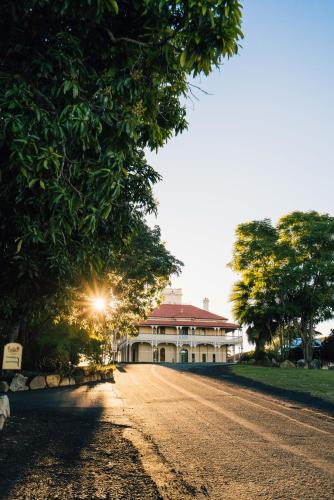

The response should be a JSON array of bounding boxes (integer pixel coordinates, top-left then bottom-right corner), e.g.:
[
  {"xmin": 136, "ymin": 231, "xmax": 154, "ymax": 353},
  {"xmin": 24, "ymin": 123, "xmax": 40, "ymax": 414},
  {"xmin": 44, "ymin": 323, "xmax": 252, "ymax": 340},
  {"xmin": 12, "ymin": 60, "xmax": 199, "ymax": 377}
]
[{"xmin": 232, "ymin": 365, "xmax": 334, "ymax": 404}]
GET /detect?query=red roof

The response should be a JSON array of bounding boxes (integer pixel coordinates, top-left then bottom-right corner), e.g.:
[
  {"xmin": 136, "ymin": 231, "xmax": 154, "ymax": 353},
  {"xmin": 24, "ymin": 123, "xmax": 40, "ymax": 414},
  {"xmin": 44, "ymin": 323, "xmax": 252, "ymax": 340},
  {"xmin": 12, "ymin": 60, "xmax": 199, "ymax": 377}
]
[
  {"xmin": 141, "ymin": 320, "xmax": 239, "ymax": 330},
  {"xmin": 148, "ymin": 304, "xmax": 228, "ymax": 320},
  {"xmin": 139, "ymin": 303, "xmax": 239, "ymax": 330}
]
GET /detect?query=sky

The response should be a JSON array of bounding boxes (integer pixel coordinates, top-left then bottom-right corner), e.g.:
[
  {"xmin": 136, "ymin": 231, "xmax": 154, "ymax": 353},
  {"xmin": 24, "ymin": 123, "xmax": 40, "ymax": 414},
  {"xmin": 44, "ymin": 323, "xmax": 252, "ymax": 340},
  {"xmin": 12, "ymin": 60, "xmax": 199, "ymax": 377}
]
[{"xmin": 146, "ymin": 0, "xmax": 334, "ymax": 337}]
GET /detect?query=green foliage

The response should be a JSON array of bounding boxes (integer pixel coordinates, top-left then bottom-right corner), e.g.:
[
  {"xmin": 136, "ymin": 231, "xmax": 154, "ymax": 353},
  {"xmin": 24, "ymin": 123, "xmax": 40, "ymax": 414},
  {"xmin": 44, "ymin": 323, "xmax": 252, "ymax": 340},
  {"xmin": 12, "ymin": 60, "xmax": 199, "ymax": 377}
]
[
  {"xmin": 23, "ymin": 320, "xmax": 102, "ymax": 373},
  {"xmin": 239, "ymin": 350, "xmax": 255, "ymax": 362},
  {"xmin": 230, "ymin": 211, "xmax": 334, "ymax": 365},
  {"xmin": 230, "ymin": 220, "xmax": 281, "ymax": 360},
  {"xmin": 0, "ymin": 0, "xmax": 243, "ymax": 337},
  {"xmin": 62, "ymin": 222, "xmax": 183, "ymax": 340}
]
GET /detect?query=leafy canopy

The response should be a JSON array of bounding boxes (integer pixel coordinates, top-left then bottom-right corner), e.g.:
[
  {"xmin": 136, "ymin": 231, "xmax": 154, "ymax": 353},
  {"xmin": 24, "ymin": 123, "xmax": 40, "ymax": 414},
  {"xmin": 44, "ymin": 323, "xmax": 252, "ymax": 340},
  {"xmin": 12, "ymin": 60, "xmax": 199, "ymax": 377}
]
[
  {"xmin": 0, "ymin": 0, "xmax": 243, "ymax": 328},
  {"xmin": 230, "ymin": 211, "xmax": 334, "ymax": 363}
]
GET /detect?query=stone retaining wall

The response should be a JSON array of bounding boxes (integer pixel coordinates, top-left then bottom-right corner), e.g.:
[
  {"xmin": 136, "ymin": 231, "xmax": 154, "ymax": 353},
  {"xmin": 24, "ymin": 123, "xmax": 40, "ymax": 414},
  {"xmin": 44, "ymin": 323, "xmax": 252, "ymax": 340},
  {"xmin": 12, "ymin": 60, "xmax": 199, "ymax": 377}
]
[{"xmin": 1, "ymin": 368, "xmax": 115, "ymax": 392}]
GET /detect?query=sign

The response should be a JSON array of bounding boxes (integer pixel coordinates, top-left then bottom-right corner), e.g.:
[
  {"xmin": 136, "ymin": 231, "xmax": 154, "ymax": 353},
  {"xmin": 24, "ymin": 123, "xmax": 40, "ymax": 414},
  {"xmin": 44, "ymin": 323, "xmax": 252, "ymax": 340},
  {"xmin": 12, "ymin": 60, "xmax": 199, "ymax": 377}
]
[{"xmin": 2, "ymin": 343, "xmax": 23, "ymax": 370}]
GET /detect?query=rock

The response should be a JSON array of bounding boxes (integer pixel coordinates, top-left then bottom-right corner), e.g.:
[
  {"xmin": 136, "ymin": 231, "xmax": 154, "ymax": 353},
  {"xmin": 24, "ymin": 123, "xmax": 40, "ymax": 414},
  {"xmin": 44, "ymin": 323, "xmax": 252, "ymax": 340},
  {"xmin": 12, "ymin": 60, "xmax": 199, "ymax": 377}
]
[
  {"xmin": 0, "ymin": 381, "xmax": 9, "ymax": 392},
  {"xmin": 280, "ymin": 360, "xmax": 296, "ymax": 369},
  {"xmin": 296, "ymin": 359, "xmax": 305, "ymax": 368},
  {"xmin": 69, "ymin": 377, "xmax": 76, "ymax": 385},
  {"xmin": 309, "ymin": 359, "xmax": 321, "ymax": 369},
  {"xmin": 10, "ymin": 373, "xmax": 29, "ymax": 392},
  {"xmin": 271, "ymin": 358, "xmax": 279, "ymax": 367},
  {"xmin": 30, "ymin": 375, "xmax": 47, "ymax": 390},
  {"xmin": 59, "ymin": 377, "xmax": 70, "ymax": 386},
  {"xmin": 46, "ymin": 374, "xmax": 61, "ymax": 387},
  {"xmin": 322, "ymin": 365, "xmax": 329, "ymax": 370}
]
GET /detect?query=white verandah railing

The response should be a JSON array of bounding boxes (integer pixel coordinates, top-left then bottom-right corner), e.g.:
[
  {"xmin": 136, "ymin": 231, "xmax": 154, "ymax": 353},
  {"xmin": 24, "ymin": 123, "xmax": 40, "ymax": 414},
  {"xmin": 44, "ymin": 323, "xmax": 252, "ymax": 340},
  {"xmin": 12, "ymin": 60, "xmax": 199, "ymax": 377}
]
[{"xmin": 118, "ymin": 332, "xmax": 242, "ymax": 348}]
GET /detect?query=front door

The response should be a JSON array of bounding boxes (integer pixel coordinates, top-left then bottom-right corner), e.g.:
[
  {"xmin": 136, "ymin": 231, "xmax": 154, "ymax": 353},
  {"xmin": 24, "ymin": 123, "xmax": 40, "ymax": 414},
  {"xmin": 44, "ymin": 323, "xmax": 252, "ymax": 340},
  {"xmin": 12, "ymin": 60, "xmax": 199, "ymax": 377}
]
[
  {"xmin": 160, "ymin": 347, "xmax": 166, "ymax": 362},
  {"xmin": 180, "ymin": 349, "xmax": 188, "ymax": 363}
]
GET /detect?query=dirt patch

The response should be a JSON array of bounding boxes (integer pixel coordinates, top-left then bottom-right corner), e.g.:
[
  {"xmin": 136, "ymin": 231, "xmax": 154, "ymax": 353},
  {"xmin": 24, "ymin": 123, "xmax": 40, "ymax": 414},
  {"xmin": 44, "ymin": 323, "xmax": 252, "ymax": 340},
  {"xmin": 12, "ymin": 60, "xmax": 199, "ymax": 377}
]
[{"xmin": 0, "ymin": 409, "xmax": 162, "ymax": 500}]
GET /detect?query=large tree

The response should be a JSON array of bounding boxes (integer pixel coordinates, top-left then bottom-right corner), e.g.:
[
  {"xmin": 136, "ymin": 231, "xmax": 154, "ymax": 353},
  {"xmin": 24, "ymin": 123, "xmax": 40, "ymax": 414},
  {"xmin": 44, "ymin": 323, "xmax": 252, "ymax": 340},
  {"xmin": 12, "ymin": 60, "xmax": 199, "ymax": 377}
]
[
  {"xmin": 0, "ymin": 1, "xmax": 243, "ymax": 337},
  {"xmin": 20, "ymin": 222, "xmax": 182, "ymax": 369},
  {"xmin": 230, "ymin": 212, "xmax": 334, "ymax": 366},
  {"xmin": 230, "ymin": 220, "xmax": 281, "ymax": 360},
  {"xmin": 277, "ymin": 211, "xmax": 334, "ymax": 366}
]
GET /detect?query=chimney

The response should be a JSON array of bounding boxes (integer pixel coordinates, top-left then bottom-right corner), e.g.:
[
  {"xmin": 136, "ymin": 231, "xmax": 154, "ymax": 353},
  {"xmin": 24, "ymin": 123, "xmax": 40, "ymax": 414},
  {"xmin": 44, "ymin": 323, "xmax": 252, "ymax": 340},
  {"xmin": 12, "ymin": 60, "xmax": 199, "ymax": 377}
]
[
  {"xmin": 162, "ymin": 288, "xmax": 182, "ymax": 304},
  {"xmin": 203, "ymin": 298, "xmax": 209, "ymax": 311}
]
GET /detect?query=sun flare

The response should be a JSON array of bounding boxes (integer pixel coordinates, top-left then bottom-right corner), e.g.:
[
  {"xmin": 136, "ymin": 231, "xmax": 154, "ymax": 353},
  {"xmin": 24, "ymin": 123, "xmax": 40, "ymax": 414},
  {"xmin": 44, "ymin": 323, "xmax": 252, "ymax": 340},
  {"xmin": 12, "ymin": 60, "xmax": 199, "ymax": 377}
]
[{"xmin": 92, "ymin": 297, "xmax": 106, "ymax": 312}]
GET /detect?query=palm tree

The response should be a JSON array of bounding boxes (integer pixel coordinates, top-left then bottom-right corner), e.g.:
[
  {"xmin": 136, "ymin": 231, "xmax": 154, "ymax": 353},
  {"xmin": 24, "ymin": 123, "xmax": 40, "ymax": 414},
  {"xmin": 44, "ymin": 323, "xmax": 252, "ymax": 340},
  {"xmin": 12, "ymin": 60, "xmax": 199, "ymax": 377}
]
[{"xmin": 231, "ymin": 280, "xmax": 279, "ymax": 361}]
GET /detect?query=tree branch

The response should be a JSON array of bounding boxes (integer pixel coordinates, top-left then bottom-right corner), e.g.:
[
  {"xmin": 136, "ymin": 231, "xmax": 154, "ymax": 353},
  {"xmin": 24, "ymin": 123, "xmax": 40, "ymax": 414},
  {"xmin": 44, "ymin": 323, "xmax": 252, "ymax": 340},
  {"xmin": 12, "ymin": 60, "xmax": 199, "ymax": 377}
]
[
  {"xmin": 187, "ymin": 83, "xmax": 212, "ymax": 96},
  {"xmin": 105, "ymin": 28, "xmax": 153, "ymax": 47},
  {"xmin": 104, "ymin": 28, "xmax": 179, "ymax": 49},
  {"xmin": 33, "ymin": 88, "xmax": 56, "ymax": 113}
]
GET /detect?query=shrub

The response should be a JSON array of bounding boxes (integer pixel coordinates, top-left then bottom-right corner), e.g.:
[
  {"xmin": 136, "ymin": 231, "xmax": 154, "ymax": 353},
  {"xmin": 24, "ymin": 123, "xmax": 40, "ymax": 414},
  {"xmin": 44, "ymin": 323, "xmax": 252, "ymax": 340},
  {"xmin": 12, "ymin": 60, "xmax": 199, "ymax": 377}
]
[
  {"xmin": 322, "ymin": 331, "xmax": 334, "ymax": 363},
  {"xmin": 239, "ymin": 351, "xmax": 255, "ymax": 363},
  {"xmin": 23, "ymin": 321, "xmax": 103, "ymax": 374}
]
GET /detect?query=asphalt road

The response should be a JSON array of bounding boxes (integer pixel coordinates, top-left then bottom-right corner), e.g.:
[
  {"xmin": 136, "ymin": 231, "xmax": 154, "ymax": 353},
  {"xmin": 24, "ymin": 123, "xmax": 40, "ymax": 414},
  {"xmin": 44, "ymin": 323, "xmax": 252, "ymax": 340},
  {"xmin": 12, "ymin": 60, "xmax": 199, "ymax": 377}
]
[
  {"xmin": 114, "ymin": 364, "xmax": 334, "ymax": 499},
  {"xmin": 7, "ymin": 364, "xmax": 334, "ymax": 499}
]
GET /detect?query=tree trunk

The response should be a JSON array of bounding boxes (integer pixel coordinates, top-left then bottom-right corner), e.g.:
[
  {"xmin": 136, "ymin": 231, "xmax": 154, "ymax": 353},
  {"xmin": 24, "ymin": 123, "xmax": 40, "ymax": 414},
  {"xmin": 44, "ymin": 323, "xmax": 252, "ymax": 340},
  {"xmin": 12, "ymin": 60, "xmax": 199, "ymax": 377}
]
[
  {"xmin": 254, "ymin": 336, "xmax": 266, "ymax": 361},
  {"xmin": 8, "ymin": 322, "xmax": 20, "ymax": 343},
  {"xmin": 302, "ymin": 320, "xmax": 314, "ymax": 368},
  {"xmin": 279, "ymin": 327, "xmax": 284, "ymax": 361}
]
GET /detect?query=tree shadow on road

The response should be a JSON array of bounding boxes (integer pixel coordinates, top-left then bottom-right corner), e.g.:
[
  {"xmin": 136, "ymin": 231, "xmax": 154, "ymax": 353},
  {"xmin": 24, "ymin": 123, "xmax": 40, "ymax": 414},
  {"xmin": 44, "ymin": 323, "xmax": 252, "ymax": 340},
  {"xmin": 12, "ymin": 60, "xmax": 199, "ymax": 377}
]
[
  {"xmin": 0, "ymin": 383, "xmax": 160, "ymax": 500},
  {"xmin": 170, "ymin": 364, "xmax": 334, "ymax": 416},
  {"xmin": 0, "ymin": 406, "xmax": 103, "ymax": 499}
]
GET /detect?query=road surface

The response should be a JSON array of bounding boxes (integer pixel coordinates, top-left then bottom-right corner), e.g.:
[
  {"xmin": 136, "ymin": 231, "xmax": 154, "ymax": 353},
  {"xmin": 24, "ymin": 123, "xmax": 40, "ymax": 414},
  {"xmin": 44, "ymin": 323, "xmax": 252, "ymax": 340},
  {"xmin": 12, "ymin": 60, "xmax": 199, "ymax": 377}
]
[
  {"xmin": 114, "ymin": 364, "xmax": 334, "ymax": 499},
  {"xmin": 4, "ymin": 363, "xmax": 334, "ymax": 499}
]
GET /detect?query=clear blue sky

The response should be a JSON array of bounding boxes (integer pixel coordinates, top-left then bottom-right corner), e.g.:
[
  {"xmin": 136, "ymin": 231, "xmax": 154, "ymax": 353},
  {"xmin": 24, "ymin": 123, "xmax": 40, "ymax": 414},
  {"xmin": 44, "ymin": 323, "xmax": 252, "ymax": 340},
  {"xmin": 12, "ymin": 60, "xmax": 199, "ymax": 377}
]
[{"xmin": 147, "ymin": 0, "xmax": 334, "ymax": 335}]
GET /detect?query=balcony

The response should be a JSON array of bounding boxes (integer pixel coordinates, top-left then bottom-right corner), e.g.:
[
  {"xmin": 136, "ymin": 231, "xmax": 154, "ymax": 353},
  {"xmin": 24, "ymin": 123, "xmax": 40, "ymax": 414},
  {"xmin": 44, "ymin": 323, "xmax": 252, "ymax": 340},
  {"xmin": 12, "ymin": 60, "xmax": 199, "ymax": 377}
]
[{"xmin": 118, "ymin": 333, "xmax": 242, "ymax": 348}]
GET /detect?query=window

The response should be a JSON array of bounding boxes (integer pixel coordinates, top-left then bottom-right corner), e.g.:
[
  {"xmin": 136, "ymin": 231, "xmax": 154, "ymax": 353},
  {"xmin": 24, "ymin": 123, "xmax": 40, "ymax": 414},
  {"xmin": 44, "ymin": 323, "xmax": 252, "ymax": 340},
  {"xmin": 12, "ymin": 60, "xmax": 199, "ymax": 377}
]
[
  {"xmin": 180, "ymin": 349, "xmax": 188, "ymax": 363},
  {"xmin": 202, "ymin": 353, "xmax": 206, "ymax": 363},
  {"xmin": 181, "ymin": 327, "xmax": 189, "ymax": 335},
  {"xmin": 191, "ymin": 328, "xmax": 195, "ymax": 336},
  {"xmin": 212, "ymin": 354, "xmax": 216, "ymax": 363},
  {"xmin": 192, "ymin": 353, "xmax": 195, "ymax": 363},
  {"xmin": 202, "ymin": 328, "xmax": 206, "ymax": 335},
  {"xmin": 157, "ymin": 326, "xmax": 165, "ymax": 334}
]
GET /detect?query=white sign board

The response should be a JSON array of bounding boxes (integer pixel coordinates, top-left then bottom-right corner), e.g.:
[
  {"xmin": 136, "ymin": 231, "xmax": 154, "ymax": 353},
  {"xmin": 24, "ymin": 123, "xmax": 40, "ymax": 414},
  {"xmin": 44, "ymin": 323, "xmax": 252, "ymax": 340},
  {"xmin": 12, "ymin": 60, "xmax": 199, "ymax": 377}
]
[{"xmin": 2, "ymin": 343, "xmax": 23, "ymax": 370}]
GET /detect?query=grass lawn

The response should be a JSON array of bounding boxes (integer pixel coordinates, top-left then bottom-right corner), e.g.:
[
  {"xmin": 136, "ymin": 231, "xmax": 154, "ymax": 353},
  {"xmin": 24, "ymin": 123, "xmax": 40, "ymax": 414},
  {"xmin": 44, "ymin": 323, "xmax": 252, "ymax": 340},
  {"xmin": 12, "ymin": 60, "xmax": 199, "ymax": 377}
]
[{"xmin": 232, "ymin": 365, "xmax": 334, "ymax": 404}]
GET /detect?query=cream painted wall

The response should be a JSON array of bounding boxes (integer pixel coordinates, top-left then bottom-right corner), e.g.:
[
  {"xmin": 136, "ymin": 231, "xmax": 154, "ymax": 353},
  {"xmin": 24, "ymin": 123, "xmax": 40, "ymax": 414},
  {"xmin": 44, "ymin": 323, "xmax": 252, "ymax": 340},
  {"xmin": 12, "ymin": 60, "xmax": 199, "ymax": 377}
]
[
  {"xmin": 140, "ymin": 326, "xmax": 154, "ymax": 334},
  {"xmin": 137, "ymin": 343, "xmax": 153, "ymax": 362},
  {"xmin": 158, "ymin": 344, "xmax": 176, "ymax": 363},
  {"xmin": 130, "ymin": 342, "xmax": 228, "ymax": 363}
]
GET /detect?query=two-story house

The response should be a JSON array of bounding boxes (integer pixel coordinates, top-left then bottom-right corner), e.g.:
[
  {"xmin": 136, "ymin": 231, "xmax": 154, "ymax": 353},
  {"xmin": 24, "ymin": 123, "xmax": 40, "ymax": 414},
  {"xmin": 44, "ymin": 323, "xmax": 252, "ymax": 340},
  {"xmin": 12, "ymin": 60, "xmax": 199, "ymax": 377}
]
[{"xmin": 117, "ymin": 289, "xmax": 242, "ymax": 363}]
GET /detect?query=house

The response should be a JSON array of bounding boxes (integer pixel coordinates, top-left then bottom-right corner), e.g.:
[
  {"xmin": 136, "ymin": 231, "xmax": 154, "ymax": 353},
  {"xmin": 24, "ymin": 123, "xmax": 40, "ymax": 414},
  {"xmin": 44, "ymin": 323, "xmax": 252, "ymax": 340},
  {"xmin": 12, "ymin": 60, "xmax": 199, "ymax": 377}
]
[{"xmin": 117, "ymin": 288, "xmax": 242, "ymax": 363}]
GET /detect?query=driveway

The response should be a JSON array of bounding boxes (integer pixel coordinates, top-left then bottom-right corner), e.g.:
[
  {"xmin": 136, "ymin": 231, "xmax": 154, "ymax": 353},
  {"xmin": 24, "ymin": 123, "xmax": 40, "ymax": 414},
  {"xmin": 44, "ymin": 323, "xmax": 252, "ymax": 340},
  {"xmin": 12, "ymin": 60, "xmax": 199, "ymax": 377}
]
[
  {"xmin": 114, "ymin": 363, "xmax": 334, "ymax": 499},
  {"xmin": 2, "ymin": 364, "xmax": 334, "ymax": 499}
]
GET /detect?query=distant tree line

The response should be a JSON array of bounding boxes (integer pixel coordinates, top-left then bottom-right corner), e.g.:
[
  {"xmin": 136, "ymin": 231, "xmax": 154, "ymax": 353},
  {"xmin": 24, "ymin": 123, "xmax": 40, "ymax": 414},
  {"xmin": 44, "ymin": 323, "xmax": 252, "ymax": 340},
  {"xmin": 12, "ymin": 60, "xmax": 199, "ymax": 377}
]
[{"xmin": 230, "ymin": 211, "xmax": 334, "ymax": 367}]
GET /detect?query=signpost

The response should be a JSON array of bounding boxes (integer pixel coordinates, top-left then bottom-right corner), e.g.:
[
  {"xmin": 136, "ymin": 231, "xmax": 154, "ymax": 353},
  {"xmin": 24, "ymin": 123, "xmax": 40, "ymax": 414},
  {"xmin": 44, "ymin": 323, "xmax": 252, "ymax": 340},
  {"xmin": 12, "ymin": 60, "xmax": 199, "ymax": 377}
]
[{"xmin": 2, "ymin": 343, "xmax": 23, "ymax": 370}]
